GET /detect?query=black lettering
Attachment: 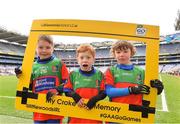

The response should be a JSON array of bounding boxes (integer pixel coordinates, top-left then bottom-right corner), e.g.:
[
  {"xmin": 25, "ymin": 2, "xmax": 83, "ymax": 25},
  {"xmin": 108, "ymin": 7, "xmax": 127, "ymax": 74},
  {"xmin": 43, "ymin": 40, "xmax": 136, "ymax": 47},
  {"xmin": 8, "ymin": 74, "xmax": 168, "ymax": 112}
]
[{"xmin": 99, "ymin": 113, "xmax": 141, "ymax": 122}]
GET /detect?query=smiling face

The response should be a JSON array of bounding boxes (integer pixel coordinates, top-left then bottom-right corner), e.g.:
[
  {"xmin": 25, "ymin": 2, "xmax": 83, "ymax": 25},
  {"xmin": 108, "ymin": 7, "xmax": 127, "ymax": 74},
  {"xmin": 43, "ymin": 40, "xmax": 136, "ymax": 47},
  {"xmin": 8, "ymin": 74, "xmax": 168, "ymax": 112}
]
[
  {"xmin": 77, "ymin": 51, "xmax": 95, "ymax": 71},
  {"xmin": 36, "ymin": 40, "xmax": 54, "ymax": 59}
]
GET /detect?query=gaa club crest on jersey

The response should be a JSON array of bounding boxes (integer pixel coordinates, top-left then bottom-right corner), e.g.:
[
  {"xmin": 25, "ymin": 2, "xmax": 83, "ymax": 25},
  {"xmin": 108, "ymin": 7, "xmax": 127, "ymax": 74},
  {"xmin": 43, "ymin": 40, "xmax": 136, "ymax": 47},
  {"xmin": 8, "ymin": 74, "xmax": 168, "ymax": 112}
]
[
  {"xmin": 40, "ymin": 66, "xmax": 48, "ymax": 74},
  {"xmin": 52, "ymin": 65, "xmax": 58, "ymax": 72}
]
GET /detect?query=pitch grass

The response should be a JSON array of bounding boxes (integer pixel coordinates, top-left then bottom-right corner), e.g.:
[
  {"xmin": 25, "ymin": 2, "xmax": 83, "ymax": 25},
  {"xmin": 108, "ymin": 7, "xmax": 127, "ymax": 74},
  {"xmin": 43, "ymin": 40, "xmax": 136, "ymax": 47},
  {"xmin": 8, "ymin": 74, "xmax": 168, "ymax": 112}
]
[
  {"xmin": 0, "ymin": 76, "xmax": 33, "ymax": 123},
  {"xmin": 155, "ymin": 74, "xmax": 180, "ymax": 123},
  {"xmin": 0, "ymin": 74, "xmax": 180, "ymax": 123}
]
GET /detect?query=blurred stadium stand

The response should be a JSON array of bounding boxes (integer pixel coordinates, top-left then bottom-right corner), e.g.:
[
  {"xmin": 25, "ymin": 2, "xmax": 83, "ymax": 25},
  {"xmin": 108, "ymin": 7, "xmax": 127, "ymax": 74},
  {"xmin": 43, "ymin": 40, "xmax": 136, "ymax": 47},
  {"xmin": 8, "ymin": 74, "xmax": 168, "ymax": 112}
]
[{"xmin": 0, "ymin": 28, "xmax": 180, "ymax": 75}]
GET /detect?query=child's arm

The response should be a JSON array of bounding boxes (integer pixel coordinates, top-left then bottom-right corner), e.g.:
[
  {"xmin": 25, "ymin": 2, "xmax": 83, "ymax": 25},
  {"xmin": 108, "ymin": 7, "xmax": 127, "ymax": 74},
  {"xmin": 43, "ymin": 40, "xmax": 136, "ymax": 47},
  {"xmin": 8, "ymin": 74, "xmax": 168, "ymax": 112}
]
[
  {"xmin": 64, "ymin": 89, "xmax": 86, "ymax": 108},
  {"xmin": 86, "ymin": 90, "xmax": 106, "ymax": 109},
  {"xmin": 61, "ymin": 62, "xmax": 69, "ymax": 84},
  {"xmin": 86, "ymin": 71, "xmax": 107, "ymax": 109},
  {"xmin": 150, "ymin": 79, "xmax": 164, "ymax": 95},
  {"xmin": 105, "ymin": 68, "xmax": 130, "ymax": 98},
  {"xmin": 128, "ymin": 85, "xmax": 150, "ymax": 94},
  {"xmin": 106, "ymin": 84, "xmax": 150, "ymax": 98},
  {"xmin": 105, "ymin": 85, "xmax": 130, "ymax": 98},
  {"xmin": 64, "ymin": 89, "xmax": 82, "ymax": 103},
  {"xmin": 14, "ymin": 66, "xmax": 33, "ymax": 91},
  {"xmin": 46, "ymin": 83, "xmax": 64, "ymax": 102},
  {"xmin": 63, "ymin": 71, "xmax": 84, "ymax": 106},
  {"xmin": 14, "ymin": 66, "xmax": 22, "ymax": 77}
]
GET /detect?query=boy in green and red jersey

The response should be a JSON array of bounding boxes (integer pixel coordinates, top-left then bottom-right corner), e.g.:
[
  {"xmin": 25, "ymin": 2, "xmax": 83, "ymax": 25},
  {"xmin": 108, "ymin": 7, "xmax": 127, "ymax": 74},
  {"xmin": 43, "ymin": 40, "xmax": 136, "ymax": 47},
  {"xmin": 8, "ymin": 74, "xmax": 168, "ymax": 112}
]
[
  {"xmin": 63, "ymin": 44, "xmax": 106, "ymax": 123},
  {"xmin": 105, "ymin": 41, "xmax": 164, "ymax": 106},
  {"xmin": 15, "ymin": 35, "xmax": 69, "ymax": 124}
]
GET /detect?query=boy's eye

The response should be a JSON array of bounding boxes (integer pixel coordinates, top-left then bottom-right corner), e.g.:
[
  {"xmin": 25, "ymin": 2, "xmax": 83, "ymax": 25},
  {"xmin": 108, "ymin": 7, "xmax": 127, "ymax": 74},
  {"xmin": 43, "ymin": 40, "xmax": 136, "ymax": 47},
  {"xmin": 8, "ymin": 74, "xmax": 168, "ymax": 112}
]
[
  {"xmin": 116, "ymin": 51, "xmax": 121, "ymax": 54},
  {"xmin": 46, "ymin": 46, "xmax": 51, "ymax": 49},
  {"xmin": 80, "ymin": 56, "xmax": 90, "ymax": 60},
  {"xmin": 39, "ymin": 46, "xmax": 43, "ymax": 49}
]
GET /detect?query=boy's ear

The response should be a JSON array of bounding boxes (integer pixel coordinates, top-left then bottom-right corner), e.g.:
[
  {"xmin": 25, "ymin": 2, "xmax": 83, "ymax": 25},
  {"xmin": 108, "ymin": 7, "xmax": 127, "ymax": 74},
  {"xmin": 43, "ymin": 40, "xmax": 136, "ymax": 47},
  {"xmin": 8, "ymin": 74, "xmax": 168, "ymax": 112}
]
[
  {"xmin": 112, "ymin": 52, "xmax": 115, "ymax": 58},
  {"xmin": 94, "ymin": 57, "xmax": 96, "ymax": 61},
  {"xmin": 93, "ymin": 57, "xmax": 96, "ymax": 63},
  {"xmin": 35, "ymin": 48, "xmax": 38, "ymax": 54},
  {"xmin": 76, "ymin": 56, "xmax": 80, "ymax": 64}
]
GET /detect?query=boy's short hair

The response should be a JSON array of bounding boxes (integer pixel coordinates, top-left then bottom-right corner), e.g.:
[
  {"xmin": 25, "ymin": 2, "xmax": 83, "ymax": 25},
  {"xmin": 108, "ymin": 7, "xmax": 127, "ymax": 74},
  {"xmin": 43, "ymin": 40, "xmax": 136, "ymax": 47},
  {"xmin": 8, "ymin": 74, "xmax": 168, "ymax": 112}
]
[
  {"xmin": 76, "ymin": 44, "xmax": 96, "ymax": 58},
  {"xmin": 110, "ymin": 41, "xmax": 136, "ymax": 57},
  {"xmin": 38, "ymin": 35, "xmax": 54, "ymax": 46}
]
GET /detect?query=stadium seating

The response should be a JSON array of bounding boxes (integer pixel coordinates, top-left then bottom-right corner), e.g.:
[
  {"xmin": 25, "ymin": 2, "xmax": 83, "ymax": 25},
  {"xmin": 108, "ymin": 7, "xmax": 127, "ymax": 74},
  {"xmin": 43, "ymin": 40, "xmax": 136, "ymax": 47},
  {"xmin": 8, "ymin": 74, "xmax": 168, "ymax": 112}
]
[
  {"xmin": 0, "ymin": 41, "xmax": 25, "ymax": 55},
  {"xmin": 0, "ymin": 33, "xmax": 180, "ymax": 75}
]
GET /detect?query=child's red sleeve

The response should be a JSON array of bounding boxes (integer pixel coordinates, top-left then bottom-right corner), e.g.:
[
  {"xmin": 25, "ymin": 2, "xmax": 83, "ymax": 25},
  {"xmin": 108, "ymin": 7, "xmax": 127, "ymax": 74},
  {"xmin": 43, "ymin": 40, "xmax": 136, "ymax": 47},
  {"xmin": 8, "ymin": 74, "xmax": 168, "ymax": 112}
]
[
  {"xmin": 61, "ymin": 62, "xmax": 69, "ymax": 83},
  {"xmin": 100, "ymin": 72, "xmax": 105, "ymax": 91},
  {"xmin": 105, "ymin": 68, "xmax": 114, "ymax": 86},
  {"xmin": 63, "ymin": 71, "xmax": 73, "ymax": 90}
]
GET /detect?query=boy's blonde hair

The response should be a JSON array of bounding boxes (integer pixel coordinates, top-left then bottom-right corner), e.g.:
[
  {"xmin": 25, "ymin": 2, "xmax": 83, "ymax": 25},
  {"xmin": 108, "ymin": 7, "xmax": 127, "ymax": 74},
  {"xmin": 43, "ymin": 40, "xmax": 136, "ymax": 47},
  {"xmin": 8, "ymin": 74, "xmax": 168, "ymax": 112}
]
[
  {"xmin": 38, "ymin": 35, "xmax": 54, "ymax": 46},
  {"xmin": 76, "ymin": 44, "xmax": 96, "ymax": 58},
  {"xmin": 110, "ymin": 41, "xmax": 136, "ymax": 57}
]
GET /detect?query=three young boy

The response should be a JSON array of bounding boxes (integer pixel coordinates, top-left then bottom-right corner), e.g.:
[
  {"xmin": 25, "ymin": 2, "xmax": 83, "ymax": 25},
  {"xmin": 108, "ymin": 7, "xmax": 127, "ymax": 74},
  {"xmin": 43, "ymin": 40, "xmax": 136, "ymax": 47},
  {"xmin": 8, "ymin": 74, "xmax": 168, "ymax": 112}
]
[{"xmin": 15, "ymin": 38, "xmax": 163, "ymax": 123}]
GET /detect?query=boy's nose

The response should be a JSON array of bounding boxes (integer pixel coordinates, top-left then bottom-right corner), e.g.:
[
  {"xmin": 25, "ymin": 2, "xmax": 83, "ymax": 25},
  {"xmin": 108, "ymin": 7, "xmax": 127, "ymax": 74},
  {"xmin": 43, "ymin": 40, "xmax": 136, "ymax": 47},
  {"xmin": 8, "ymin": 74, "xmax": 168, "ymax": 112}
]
[
  {"xmin": 119, "ymin": 53, "xmax": 124, "ymax": 56},
  {"xmin": 83, "ymin": 60, "xmax": 88, "ymax": 63},
  {"xmin": 82, "ymin": 59, "xmax": 88, "ymax": 63},
  {"xmin": 83, "ymin": 58, "xmax": 88, "ymax": 61},
  {"xmin": 42, "ymin": 49, "xmax": 46, "ymax": 52}
]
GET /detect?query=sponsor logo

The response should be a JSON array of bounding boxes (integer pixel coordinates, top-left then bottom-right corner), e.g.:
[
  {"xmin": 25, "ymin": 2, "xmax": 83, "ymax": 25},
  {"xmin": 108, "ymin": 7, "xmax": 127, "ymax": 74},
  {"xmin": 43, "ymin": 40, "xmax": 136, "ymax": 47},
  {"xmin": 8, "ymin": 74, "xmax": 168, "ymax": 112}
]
[
  {"xmin": 52, "ymin": 65, "xmax": 58, "ymax": 72},
  {"xmin": 136, "ymin": 25, "xmax": 146, "ymax": 36},
  {"xmin": 40, "ymin": 66, "xmax": 48, "ymax": 74}
]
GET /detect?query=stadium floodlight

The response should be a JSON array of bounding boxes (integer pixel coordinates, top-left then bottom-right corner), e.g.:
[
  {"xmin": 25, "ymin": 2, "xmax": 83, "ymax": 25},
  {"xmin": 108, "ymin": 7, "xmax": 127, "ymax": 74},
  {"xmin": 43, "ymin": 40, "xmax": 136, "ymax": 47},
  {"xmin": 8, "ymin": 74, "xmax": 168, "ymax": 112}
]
[
  {"xmin": 15, "ymin": 19, "xmax": 159, "ymax": 123},
  {"xmin": 175, "ymin": 10, "xmax": 180, "ymax": 31}
]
